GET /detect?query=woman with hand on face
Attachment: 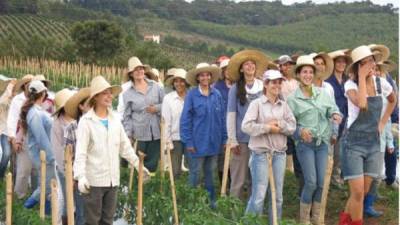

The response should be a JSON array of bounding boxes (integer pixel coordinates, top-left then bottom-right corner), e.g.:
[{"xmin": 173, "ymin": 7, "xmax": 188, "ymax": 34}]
[
  {"xmin": 180, "ymin": 63, "xmax": 227, "ymax": 208},
  {"xmin": 242, "ymin": 70, "xmax": 296, "ymax": 225},
  {"xmin": 122, "ymin": 57, "xmax": 164, "ymax": 173},
  {"xmin": 338, "ymin": 46, "xmax": 396, "ymax": 225},
  {"xmin": 225, "ymin": 50, "xmax": 271, "ymax": 200},
  {"xmin": 287, "ymin": 55, "xmax": 342, "ymax": 225}
]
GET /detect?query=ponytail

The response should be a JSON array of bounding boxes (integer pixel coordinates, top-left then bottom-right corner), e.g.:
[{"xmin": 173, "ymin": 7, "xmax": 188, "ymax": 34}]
[{"xmin": 20, "ymin": 91, "xmax": 45, "ymax": 133}]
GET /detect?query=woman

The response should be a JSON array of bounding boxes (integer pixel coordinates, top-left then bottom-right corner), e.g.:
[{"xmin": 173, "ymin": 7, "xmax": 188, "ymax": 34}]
[
  {"xmin": 242, "ymin": 70, "xmax": 296, "ymax": 224},
  {"xmin": 161, "ymin": 68, "xmax": 189, "ymax": 178},
  {"xmin": 63, "ymin": 87, "xmax": 91, "ymax": 225},
  {"xmin": 73, "ymin": 76, "xmax": 149, "ymax": 225},
  {"xmin": 51, "ymin": 88, "xmax": 75, "ymax": 224},
  {"xmin": 180, "ymin": 63, "xmax": 227, "ymax": 207},
  {"xmin": 20, "ymin": 80, "xmax": 56, "ymax": 214},
  {"xmin": 287, "ymin": 55, "xmax": 342, "ymax": 224},
  {"xmin": 122, "ymin": 57, "xmax": 164, "ymax": 172},
  {"xmin": 338, "ymin": 45, "xmax": 396, "ymax": 225},
  {"xmin": 225, "ymin": 49, "xmax": 270, "ymax": 200}
]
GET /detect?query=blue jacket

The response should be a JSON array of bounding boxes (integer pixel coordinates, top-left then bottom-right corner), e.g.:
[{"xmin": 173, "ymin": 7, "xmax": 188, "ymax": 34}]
[
  {"xmin": 27, "ymin": 105, "xmax": 54, "ymax": 164},
  {"xmin": 180, "ymin": 87, "xmax": 227, "ymax": 157}
]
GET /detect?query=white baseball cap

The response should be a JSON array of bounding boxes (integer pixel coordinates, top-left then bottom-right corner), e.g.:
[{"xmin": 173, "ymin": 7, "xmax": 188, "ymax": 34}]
[
  {"xmin": 28, "ymin": 80, "xmax": 48, "ymax": 93},
  {"xmin": 262, "ymin": 70, "xmax": 285, "ymax": 82},
  {"xmin": 219, "ymin": 59, "xmax": 230, "ymax": 68}
]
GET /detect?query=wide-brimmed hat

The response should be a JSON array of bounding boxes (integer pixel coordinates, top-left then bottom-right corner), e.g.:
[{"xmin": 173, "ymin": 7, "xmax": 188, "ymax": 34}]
[
  {"xmin": 14, "ymin": 74, "xmax": 34, "ymax": 93},
  {"xmin": 144, "ymin": 66, "xmax": 159, "ymax": 81},
  {"xmin": 309, "ymin": 52, "xmax": 334, "ymax": 80},
  {"xmin": 64, "ymin": 87, "xmax": 91, "ymax": 119},
  {"xmin": 165, "ymin": 68, "xmax": 188, "ymax": 87},
  {"xmin": 53, "ymin": 88, "xmax": 76, "ymax": 116},
  {"xmin": 126, "ymin": 56, "xmax": 150, "ymax": 81},
  {"xmin": 186, "ymin": 63, "xmax": 221, "ymax": 86},
  {"xmin": 87, "ymin": 76, "xmax": 122, "ymax": 105},
  {"xmin": 291, "ymin": 55, "xmax": 317, "ymax": 80},
  {"xmin": 328, "ymin": 49, "xmax": 352, "ymax": 64},
  {"xmin": 267, "ymin": 62, "xmax": 279, "ymax": 70},
  {"xmin": 376, "ymin": 60, "xmax": 397, "ymax": 74},
  {"xmin": 368, "ymin": 44, "xmax": 390, "ymax": 62},
  {"xmin": 0, "ymin": 75, "xmax": 14, "ymax": 94},
  {"xmin": 226, "ymin": 49, "xmax": 272, "ymax": 82},
  {"xmin": 347, "ymin": 45, "xmax": 383, "ymax": 74},
  {"xmin": 32, "ymin": 74, "xmax": 51, "ymax": 87}
]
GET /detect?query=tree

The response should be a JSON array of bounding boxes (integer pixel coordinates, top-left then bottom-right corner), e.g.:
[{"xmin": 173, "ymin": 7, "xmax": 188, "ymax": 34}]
[{"xmin": 70, "ymin": 20, "xmax": 125, "ymax": 63}]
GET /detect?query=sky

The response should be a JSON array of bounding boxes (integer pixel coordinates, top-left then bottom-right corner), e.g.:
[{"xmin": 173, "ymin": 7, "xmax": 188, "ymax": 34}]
[{"xmin": 187, "ymin": 0, "xmax": 399, "ymax": 8}]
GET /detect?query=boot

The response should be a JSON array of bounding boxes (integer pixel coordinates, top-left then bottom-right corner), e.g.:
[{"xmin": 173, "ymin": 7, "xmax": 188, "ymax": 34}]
[
  {"xmin": 337, "ymin": 211, "xmax": 351, "ymax": 225},
  {"xmin": 363, "ymin": 194, "xmax": 383, "ymax": 217},
  {"xmin": 349, "ymin": 219, "xmax": 363, "ymax": 225},
  {"xmin": 311, "ymin": 202, "xmax": 324, "ymax": 225},
  {"xmin": 299, "ymin": 202, "xmax": 312, "ymax": 224}
]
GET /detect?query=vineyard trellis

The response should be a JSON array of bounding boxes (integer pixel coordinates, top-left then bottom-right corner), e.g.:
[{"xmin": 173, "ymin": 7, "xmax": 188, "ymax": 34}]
[{"xmin": 0, "ymin": 56, "xmax": 127, "ymax": 91}]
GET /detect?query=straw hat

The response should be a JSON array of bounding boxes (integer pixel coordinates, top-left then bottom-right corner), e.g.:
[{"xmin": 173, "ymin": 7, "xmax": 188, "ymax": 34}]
[
  {"xmin": 267, "ymin": 62, "xmax": 279, "ymax": 70},
  {"xmin": 64, "ymin": 87, "xmax": 91, "ymax": 119},
  {"xmin": 32, "ymin": 74, "xmax": 51, "ymax": 87},
  {"xmin": 87, "ymin": 76, "xmax": 122, "ymax": 105},
  {"xmin": 14, "ymin": 74, "xmax": 34, "ymax": 93},
  {"xmin": 126, "ymin": 56, "xmax": 149, "ymax": 81},
  {"xmin": 376, "ymin": 60, "xmax": 398, "ymax": 74},
  {"xmin": 368, "ymin": 44, "xmax": 390, "ymax": 62},
  {"xmin": 309, "ymin": 52, "xmax": 334, "ymax": 80},
  {"xmin": 226, "ymin": 49, "xmax": 272, "ymax": 82},
  {"xmin": 165, "ymin": 68, "xmax": 188, "ymax": 87},
  {"xmin": 144, "ymin": 66, "xmax": 159, "ymax": 81},
  {"xmin": 328, "ymin": 49, "xmax": 352, "ymax": 64},
  {"xmin": 0, "ymin": 75, "xmax": 14, "ymax": 94},
  {"xmin": 186, "ymin": 63, "xmax": 221, "ymax": 86},
  {"xmin": 347, "ymin": 45, "xmax": 383, "ymax": 74},
  {"xmin": 290, "ymin": 55, "xmax": 317, "ymax": 80},
  {"xmin": 53, "ymin": 88, "xmax": 76, "ymax": 116}
]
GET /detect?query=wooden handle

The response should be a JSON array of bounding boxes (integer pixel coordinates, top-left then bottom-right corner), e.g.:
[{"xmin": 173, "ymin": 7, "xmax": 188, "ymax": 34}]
[
  {"xmin": 51, "ymin": 179, "xmax": 58, "ymax": 225},
  {"xmin": 64, "ymin": 145, "xmax": 75, "ymax": 225},
  {"xmin": 166, "ymin": 145, "xmax": 179, "ymax": 225},
  {"xmin": 128, "ymin": 140, "xmax": 138, "ymax": 193},
  {"xmin": 40, "ymin": 150, "xmax": 46, "ymax": 220},
  {"xmin": 220, "ymin": 144, "xmax": 231, "ymax": 196},
  {"xmin": 160, "ymin": 118, "xmax": 165, "ymax": 178},
  {"xmin": 136, "ymin": 151, "xmax": 146, "ymax": 225},
  {"xmin": 6, "ymin": 172, "xmax": 12, "ymax": 225},
  {"xmin": 267, "ymin": 153, "xmax": 278, "ymax": 225},
  {"xmin": 319, "ymin": 155, "xmax": 334, "ymax": 224}
]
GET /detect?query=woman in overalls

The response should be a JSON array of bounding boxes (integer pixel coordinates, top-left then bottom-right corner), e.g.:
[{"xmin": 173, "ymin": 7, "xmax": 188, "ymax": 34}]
[{"xmin": 338, "ymin": 45, "xmax": 396, "ymax": 225}]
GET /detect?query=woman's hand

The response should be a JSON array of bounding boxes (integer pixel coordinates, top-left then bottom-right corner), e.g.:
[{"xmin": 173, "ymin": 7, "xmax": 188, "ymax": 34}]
[
  {"xmin": 300, "ymin": 128, "xmax": 313, "ymax": 143},
  {"xmin": 146, "ymin": 105, "xmax": 158, "ymax": 114},
  {"xmin": 186, "ymin": 147, "xmax": 196, "ymax": 153},
  {"xmin": 332, "ymin": 113, "xmax": 342, "ymax": 125}
]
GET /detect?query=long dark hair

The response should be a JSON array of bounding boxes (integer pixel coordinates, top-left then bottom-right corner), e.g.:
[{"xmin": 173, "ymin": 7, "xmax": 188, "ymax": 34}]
[
  {"xmin": 237, "ymin": 71, "xmax": 247, "ymax": 105},
  {"xmin": 20, "ymin": 91, "xmax": 46, "ymax": 133},
  {"xmin": 351, "ymin": 61, "xmax": 361, "ymax": 85},
  {"xmin": 76, "ymin": 97, "xmax": 89, "ymax": 123}
]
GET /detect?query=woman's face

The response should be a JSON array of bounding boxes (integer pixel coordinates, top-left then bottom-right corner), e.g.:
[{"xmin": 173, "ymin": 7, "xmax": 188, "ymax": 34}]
[
  {"xmin": 240, "ymin": 60, "xmax": 256, "ymax": 78},
  {"xmin": 94, "ymin": 88, "xmax": 113, "ymax": 108},
  {"xmin": 334, "ymin": 57, "xmax": 347, "ymax": 73},
  {"xmin": 314, "ymin": 57, "xmax": 326, "ymax": 75},
  {"xmin": 130, "ymin": 66, "xmax": 145, "ymax": 81},
  {"xmin": 265, "ymin": 79, "xmax": 283, "ymax": 97},
  {"xmin": 374, "ymin": 65, "xmax": 382, "ymax": 77},
  {"xmin": 173, "ymin": 77, "xmax": 187, "ymax": 93},
  {"xmin": 197, "ymin": 72, "xmax": 212, "ymax": 86},
  {"xmin": 298, "ymin": 65, "xmax": 314, "ymax": 86}
]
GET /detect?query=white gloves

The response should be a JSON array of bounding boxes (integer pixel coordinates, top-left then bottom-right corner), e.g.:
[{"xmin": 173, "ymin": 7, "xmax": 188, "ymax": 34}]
[{"xmin": 78, "ymin": 177, "xmax": 90, "ymax": 194}]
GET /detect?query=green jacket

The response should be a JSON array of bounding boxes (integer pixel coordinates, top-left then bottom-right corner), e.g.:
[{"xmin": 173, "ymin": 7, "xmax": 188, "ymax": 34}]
[{"xmin": 287, "ymin": 86, "xmax": 340, "ymax": 146}]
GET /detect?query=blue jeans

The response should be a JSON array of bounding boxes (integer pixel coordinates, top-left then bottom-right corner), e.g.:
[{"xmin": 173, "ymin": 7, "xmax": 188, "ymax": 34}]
[
  {"xmin": 188, "ymin": 155, "xmax": 218, "ymax": 205},
  {"xmin": 296, "ymin": 141, "xmax": 328, "ymax": 204},
  {"xmin": 246, "ymin": 151, "xmax": 286, "ymax": 225},
  {"xmin": 385, "ymin": 130, "xmax": 398, "ymax": 185},
  {"xmin": 0, "ymin": 134, "xmax": 11, "ymax": 179},
  {"xmin": 75, "ymin": 187, "xmax": 85, "ymax": 225}
]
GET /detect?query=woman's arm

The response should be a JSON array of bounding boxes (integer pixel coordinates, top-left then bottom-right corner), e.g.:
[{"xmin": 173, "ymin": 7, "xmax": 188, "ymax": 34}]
[{"xmin": 379, "ymin": 91, "xmax": 397, "ymax": 133}]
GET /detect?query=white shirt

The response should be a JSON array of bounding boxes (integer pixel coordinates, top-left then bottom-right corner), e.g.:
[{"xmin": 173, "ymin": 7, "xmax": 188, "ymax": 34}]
[
  {"xmin": 322, "ymin": 81, "xmax": 335, "ymax": 101},
  {"xmin": 0, "ymin": 83, "xmax": 14, "ymax": 135},
  {"xmin": 117, "ymin": 81, "xmax": 132, "ymax": 119},
  {"xmin": 344, "ymin": 76, "xmax": 393, "ymax": 128},
  {"xmin": 161, "ymin": 91, "xmax": 185, "ymax": 143},
  {"xmin": 7, "ymin": 92, "xmax": 26, "ymax": 138},
  {"xmin": 73, "ymin": 108, "xmax": 139, "ymax": 187}
]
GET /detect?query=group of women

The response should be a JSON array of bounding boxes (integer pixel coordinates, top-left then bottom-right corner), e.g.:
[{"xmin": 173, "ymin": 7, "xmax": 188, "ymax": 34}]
[{"xmin": 0, "ymin": 43, "xmax": 397, "ymax": 225}]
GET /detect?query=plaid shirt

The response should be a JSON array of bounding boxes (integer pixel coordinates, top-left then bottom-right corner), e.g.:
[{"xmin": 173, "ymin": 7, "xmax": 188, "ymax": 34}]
[{"xmin": 64, "ymin": 121, "xmax": 78, "ymax": 159}]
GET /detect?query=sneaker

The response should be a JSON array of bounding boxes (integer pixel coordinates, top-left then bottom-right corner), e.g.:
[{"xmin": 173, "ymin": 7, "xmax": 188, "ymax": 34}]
[
  {"xmin": 24, "ymin": 197, "xmax": 39, "ymax": 209},
  {"xmin": 387, "ymin": 181, "xmax": 399, "ymax": 189}
]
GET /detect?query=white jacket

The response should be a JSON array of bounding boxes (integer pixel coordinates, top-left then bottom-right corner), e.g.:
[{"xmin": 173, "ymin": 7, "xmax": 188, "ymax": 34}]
[{"xmin": 73, "ymin": 108, "xmax": 139, "ymax": 187}]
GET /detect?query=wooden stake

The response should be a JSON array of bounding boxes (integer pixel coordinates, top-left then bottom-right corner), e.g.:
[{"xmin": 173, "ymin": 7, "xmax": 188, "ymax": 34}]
[
  {"xmin": 65, "ymin": 145, "xmax": 75, "ymax": 225},
  {"xmin": 128, "ymin": 140, "xmax": 138, "ymax": 193},
  {"xmin": 6, "ymin": 172, "xmax": 12, "ymax": 225},
  {"xmin": 160, "ymin": 118, "xmax": 166, "ymax": 177},
  {"xmin": 166, "ymin": 144, "xmax": 179, "ymax": 225},
  {"xmin": 40, "ymin": 150, "xmax": 46, "ymax": 220},
  {"xmin": 220, "ymin": 144, "xmax": 231, "ymax": 196},
  {"xmin": 136, "ymin": 152, "xmax": 145, "ymax": 225},
  {"xmin": 51, "ymin": 179, "xmax": 58, "ymax": 225},
  {"xmin": 267, "ymin": 153, "xmax": 278, "ymax": 225},
  {"xmin": 319, "ymin": 154, "xmax": 334, "ymax": 225}
]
